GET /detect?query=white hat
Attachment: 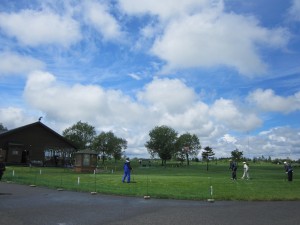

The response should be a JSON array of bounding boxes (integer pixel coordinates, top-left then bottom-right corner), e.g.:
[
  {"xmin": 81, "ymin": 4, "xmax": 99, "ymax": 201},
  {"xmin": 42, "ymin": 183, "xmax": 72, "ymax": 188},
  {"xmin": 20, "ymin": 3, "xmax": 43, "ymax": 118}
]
[{"xmin": 243, "ymin": 162, "xmax": 246, "ymax": 164}]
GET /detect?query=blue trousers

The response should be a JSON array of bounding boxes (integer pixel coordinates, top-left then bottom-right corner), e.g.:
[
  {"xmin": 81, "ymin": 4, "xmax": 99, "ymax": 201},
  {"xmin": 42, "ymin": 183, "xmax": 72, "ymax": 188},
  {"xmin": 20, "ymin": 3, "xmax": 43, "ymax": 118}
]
[{"xmin": 122, "ymin": 171, "xmax": 131, "ymax": 183}]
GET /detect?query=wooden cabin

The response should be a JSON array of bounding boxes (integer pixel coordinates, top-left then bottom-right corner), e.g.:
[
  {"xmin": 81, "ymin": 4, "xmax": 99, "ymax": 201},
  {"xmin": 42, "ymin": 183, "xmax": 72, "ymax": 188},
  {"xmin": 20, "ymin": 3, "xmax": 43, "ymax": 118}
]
[{"xmin": 0, "ymin": 121, "xmax": 77, "ymax": 166}]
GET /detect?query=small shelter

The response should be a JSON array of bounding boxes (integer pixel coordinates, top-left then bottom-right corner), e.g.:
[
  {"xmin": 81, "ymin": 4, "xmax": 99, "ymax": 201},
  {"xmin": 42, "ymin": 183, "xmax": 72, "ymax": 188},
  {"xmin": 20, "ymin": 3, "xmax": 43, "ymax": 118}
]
[{"xmin": 74, "ymin": 149, "xmax": 98, "ymax": 172}]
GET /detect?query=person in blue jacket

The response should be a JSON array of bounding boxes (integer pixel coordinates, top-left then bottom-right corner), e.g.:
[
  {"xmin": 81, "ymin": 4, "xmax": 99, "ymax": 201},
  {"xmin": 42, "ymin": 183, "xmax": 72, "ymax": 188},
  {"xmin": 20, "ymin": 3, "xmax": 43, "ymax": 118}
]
[{"xmin": 122, "ymin": 158, "xmax": 132, "ymax": 183}]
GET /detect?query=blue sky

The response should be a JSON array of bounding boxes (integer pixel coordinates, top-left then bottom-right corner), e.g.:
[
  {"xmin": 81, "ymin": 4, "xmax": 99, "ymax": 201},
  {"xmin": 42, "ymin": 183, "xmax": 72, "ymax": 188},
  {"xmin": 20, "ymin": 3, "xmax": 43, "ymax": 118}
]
[{"xmin": 0, "ymin": 0, "xmax": 300, "ymax": 159}]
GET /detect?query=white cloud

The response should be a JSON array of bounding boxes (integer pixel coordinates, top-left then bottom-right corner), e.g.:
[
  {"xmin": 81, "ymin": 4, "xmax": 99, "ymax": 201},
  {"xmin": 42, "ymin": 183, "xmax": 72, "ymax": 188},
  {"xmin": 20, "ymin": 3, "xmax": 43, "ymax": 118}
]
[
  {"xmin": 210, "ymin": 98, "xmax": 262, "ymax": 131},
  {"xmin": 213, "ymin": 127, "xmax": 300, "ymax": 160},
  {"xmin": 288, "ymin": 0, "xmax": 300, "ymax": 21},
  {"xmin": 256, "ymin": 127, "xmax": 300, "ymax": 159},
  {"xmin": 158, "ymin": 103, "xmax": 214, "ymax": 136},
  {"xmin": 219, "ymin": 134, "xmax": 237, "ymax": 144},
  {"xmin": 128, "ymin": 73, "xmax": 141, "ymax": 80},
  {"xmin": 118, "ymin": 0, "xmax": 219, "ymax": 21},
  {"xmin": 0, "ymin": 107, "xmax": 34, "ymax": 128},
  {"xmin": 137, "ymin": 78, "xmax": 197, "ymax": 114},
  {"xmin": 82, "ymin": 1, "xmax": 123, "ymax": 41},
  {"xmin": 0, "ymin": 52, "xmax": 45, "ymax": 76},
  {"xmin": 23, "ymin": 71, "xmax": 148, "ymax": 126},
  {"xmin": 0, "ymin": 9, "xmax": 81, "ymax": 47},
  {"xmin": 247, "ymin": 89, "xmax": 300, "ymax": 113},
  {"xmin": 151, "ymin": 12, "xmax": 288, "ymax": 76}
]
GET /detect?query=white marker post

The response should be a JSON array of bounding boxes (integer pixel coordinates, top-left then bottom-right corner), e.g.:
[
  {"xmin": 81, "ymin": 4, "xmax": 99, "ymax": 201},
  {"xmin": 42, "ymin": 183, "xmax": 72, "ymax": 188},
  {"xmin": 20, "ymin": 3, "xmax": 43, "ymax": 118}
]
[{"xmin": 207, "ymin": 177, "xmax": 215, "ymax": 203}]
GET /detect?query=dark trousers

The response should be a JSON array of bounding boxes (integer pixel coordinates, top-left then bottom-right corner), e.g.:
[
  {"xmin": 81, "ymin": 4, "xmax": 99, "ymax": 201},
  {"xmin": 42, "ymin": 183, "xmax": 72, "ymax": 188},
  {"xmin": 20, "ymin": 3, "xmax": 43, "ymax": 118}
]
[
  {"xmin": 288, "ymin": 171, "xmax": 293, "ymax": 181},
  {"xmin": 232, "ymin": 171, "xmax": 237, "ymax": 180}
]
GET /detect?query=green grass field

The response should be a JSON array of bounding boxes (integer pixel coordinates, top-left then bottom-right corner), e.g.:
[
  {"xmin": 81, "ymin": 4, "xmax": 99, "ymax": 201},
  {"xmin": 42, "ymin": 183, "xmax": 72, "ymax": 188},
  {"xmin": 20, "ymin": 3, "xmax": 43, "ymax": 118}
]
[{"xmin": 2, "ymin": 160, "xmax": 299, "ymax": 201}]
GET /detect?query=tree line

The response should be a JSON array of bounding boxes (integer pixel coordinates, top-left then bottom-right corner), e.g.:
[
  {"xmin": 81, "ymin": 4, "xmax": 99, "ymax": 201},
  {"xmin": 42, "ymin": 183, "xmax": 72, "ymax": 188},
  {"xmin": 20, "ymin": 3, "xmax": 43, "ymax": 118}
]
[
  {"xmin": 145, "ymin": 125, "xmax": 202, "ymax": 166},
  {"xmin": 62, "ymin": 122, "xmax": 205, "ymax": 165}
]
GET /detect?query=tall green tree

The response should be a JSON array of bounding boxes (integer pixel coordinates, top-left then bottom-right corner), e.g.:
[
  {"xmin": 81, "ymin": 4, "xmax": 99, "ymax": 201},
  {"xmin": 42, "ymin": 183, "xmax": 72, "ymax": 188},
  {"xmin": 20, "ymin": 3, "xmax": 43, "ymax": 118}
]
[
  {"xmin": 175, "ymin": 133, "xmax": 201, "ymax": 166},
  {"xmin": 231, "ymin": 148, "xmax": 243, "ymax": 162},
  {"xmin": 62, "ymin": 121, "xmax": 96, "ymax": 150},
  {"xmin": 145, "ymin": 125, "xmax": 178, "ymax": 166},
  {"xmin": 92, "ymin": 131, "xmax": 127, "ymax": 163},
  {"xmin": 202, "ymin": 146, "xmax": 215, "ymax": 171}
]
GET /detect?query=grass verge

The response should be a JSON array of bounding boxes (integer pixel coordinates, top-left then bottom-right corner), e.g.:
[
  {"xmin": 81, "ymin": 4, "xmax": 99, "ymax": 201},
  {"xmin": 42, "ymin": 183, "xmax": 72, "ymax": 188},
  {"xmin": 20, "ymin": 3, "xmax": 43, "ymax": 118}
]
[{"xmin": 2, "ymin": 161, "xmax": 299, "ymax": 201}]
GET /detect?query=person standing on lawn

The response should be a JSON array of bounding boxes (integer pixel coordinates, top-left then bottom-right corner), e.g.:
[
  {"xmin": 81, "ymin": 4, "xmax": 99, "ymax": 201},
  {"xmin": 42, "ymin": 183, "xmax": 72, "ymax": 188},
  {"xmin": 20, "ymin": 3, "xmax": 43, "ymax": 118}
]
[
  {"xmin": 122, "ymin": 158, "xmax": 132, "ymax": 183},
  {"xmin": 284, "ymin": 161, "xmax": 293, "ymax": 181},
  {"xmin": 229, "ymin": 159, "xmax": 237, "ymax": 180},
  {"xmin": 241, "ymin": 162, "xmax": 250, "ymax": 179}
]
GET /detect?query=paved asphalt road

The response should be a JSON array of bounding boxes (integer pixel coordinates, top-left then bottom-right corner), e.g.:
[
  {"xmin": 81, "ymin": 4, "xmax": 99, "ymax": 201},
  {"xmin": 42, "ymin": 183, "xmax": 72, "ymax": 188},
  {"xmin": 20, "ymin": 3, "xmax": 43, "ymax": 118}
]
[{"xmin": 1, "ymin": 182, "xmax": 299, "ymax": 225}]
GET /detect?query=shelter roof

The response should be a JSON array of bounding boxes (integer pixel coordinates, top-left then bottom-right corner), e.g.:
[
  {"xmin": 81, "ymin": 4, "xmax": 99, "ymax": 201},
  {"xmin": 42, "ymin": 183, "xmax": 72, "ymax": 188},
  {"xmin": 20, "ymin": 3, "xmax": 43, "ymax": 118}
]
[{"xmin": 0, "ymin": 121, "xmax": 77, "ymax": 149}]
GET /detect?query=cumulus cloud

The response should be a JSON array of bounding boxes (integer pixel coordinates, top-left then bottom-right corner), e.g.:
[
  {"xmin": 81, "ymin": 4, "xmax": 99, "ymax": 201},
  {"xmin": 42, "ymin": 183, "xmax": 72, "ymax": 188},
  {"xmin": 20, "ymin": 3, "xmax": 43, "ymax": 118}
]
[
  {"xmin": 0, "ymin": 52, "xmax": 45, "ymax": 76},
  {"xmin": 219, "ymin": 134, "xmax": 237, "ymax": 144},
  {"xmin": 210, "ymin": 98, "xmax": 262, "ymax": 132},
  {"xmin": 159, "ymin": 103, "xmax": 214, "ymax": 136},
  {"xmin": 23, "ymin": 71, "xmax": 148, "ymax": 127},
  {"xmin": 151, "ymin": 11, "xmax": 288, "ymax": 75},
  {"xmin": 137, "ymin": 78, "xmax": 197, "ymax": 114},
  {"xmin": 247, "ymin": 89, "xmax": 300, "ymax": 113},
  {"xmin": 119, "ymin": 0, "xmax": 289, "ymax": 76},
  {"xmin": 82, "ymin": 1, "xmax": 123, "ymax": 41},
  {"xmin": 22, "ymin": 71, "xmax": 156, "ymax": 155},
  {"xmin": 0, "ymin": 9, "xmax": 81, "ymax": 47}
]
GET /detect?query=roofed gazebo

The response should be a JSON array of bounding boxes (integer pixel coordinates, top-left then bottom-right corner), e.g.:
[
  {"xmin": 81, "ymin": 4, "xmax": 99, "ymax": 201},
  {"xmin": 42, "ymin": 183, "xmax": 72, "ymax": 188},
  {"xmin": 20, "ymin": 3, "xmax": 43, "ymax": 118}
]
[{"xmin": 74, "ymin": 149, "xmax": 98, "ymax": 173}]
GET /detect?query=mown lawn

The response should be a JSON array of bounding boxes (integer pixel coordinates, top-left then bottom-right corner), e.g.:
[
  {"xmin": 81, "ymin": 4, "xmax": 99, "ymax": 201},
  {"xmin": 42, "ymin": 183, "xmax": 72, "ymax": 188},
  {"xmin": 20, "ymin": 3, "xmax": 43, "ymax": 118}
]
[{"xmin": 2, "ymin": 161, "xmax": 299, "ymax": 201}]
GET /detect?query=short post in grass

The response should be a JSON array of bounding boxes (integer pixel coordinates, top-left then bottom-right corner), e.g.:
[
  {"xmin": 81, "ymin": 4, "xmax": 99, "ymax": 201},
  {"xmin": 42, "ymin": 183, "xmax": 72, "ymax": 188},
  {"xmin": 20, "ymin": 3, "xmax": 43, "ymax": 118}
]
[
  {"xmin": 57, "ymin": 171, "xmax": 64, "ymax": 191},
  {"xmin": 207, "ymin": 177, "xmax": 214, "ymax": 202},
  {"xmin": 91, "ymin": 170, "xmax": 97, "ymax": 195},
  {"xmin": 7, "ymin": 169, "xmax": 15, "ymax": 183},
  {"xmin": 144, "ymin": 176, "xmax": 150, "ymax": 199},
  {"xmin": 30, "ymin": 168, "xmax": 37, "ymax": 187}
]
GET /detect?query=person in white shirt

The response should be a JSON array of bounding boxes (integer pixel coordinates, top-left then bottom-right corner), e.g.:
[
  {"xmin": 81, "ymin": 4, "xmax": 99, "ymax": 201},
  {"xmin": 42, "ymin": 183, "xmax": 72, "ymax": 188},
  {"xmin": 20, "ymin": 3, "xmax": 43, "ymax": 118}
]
[{"xmin": 241, "ymin": 162, "xmax": 250, "ymax": 179}]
